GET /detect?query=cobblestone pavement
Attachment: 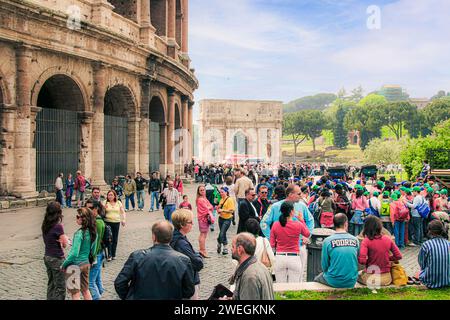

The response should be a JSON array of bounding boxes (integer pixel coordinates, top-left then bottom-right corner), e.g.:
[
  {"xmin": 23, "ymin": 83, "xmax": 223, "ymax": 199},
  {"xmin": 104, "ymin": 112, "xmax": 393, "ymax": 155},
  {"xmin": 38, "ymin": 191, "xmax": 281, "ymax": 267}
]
[{"xmin": 0, "ymin": 183, "xmax": 421, "ymax": 300}]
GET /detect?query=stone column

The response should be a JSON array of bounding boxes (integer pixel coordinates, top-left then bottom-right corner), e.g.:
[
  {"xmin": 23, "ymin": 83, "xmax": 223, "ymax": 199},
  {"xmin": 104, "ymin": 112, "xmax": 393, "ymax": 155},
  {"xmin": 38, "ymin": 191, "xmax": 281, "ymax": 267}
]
[
  {"xmin": 13, "ymin": 45, "xmax": 38, "ymax": 198},
  {"xmin": 166, "ymin": 89, "xmax": 175, "ymax": 168},
  {"xmin": 91, "ymin": 62, "xmax": 108, "ymax": 189},
  {"xmin": 167, "ymin": 0, "xmax": 179, "ymax": 58},
  {"xmin": 0, "ymin": 104, "xmax": 16, "ymax": 195},
  {"xmin": 79, "ymin": 111, "xmax": 94, "ymax": 179},
  {"xmin": 139, "ymin": 78, "xmax": 151, "ymax": 176},
  {"xmin": 181, "ymin": 0, "xmax": 189, "ymax": 53},
  {"xmin": 140, "ymin": 0, "xmax": 156, "ymax": 47},
  {"xmin": 127, "ymin": 115, "xmax": 141, "ymax": 176}
]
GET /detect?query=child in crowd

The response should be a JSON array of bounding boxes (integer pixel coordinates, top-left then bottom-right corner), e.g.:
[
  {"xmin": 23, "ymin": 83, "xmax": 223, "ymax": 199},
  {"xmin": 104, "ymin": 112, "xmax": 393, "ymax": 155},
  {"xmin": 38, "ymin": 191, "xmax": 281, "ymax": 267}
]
[{"xmin": 179, "ymin": 195, "xmax": 192, "ymax": 210}]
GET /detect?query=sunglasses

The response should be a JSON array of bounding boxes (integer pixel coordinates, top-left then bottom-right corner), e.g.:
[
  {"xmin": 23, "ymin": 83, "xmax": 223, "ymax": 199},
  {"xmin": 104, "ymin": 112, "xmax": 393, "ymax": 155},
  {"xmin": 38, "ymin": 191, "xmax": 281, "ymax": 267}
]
[{"xmin": 260, "ymin": 191, "xmax": 268, "ymax": 194}]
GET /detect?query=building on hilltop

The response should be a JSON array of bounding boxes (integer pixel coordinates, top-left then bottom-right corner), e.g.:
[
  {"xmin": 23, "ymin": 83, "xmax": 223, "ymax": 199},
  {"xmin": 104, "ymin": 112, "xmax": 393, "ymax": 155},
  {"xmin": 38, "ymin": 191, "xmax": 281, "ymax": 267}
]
[
  {"xmin": 0, "ymin": 0, "xmax": 198, "ymax": 197},
  {"xmin": 198, "ymin": 99, "xmax": 283, "ymax": 164}
]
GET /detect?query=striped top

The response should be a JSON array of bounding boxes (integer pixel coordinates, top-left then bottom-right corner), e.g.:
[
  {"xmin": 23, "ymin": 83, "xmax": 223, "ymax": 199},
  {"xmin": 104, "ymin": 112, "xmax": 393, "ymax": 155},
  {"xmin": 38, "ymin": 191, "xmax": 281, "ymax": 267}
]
[
  {"xmin": 162, "ymin": 188, "xmax": 180, "ymax": 206},
  {"xmin": 418, "ymin": 237, "xmax": 450, "ymax": 289}
]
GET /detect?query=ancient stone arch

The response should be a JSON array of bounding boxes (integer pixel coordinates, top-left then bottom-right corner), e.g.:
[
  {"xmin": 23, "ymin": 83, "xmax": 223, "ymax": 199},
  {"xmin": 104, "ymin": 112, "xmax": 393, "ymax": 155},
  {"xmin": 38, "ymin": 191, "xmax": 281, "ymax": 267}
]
[
  {"xmin": 31, "ymin": 67, "xmax": 89, "ymax": 111},
  {"xmin": 104, "ymin": 84, "xmax": 137, "ymax": 117}
]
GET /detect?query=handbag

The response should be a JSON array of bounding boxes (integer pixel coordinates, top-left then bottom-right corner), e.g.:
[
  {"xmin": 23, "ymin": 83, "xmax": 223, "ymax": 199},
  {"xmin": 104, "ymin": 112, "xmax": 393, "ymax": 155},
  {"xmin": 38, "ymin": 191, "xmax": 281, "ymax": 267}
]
[
  {"xmin": 260, "ymin": 238, "xmax": 272, "ymax": 268},
  {"xmin": 391, "ymin": 262, "xmax": 408, "ymax": 286}
]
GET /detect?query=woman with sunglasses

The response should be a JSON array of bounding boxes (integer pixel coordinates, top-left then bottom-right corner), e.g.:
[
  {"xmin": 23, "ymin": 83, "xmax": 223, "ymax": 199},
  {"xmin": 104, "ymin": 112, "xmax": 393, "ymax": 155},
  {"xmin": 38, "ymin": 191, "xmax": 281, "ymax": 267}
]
[
  {"xmin": 104, "ymin": 190, "xmax": 126, "ymax": 261},
  {"xmin": 42, "ymin": 202, "xmax": 69, "ymax": 300},
  {"xmin": 196, "ymin": 185, "xmax": 214, "ymax": 258},
  {"xmin": 61, "ymin": 207, "xmax": 97, "ymax": 300},
  {"xmin": 216, "ymin": 187, "xmax": 236, "ymax": 255}
]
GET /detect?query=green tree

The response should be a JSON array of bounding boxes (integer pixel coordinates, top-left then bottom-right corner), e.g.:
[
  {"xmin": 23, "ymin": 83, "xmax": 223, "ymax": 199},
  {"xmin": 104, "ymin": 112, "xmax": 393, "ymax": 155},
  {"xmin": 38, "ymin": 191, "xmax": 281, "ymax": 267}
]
[
  {"xmin": 332, "ymin": 104, "xmax": 349, "ymax": 148},
  {"xmin": 381, "ymin": 101, "xmax": 418, "ymax": 140},
  {"xmin": 283, "ymin": 112, "xmax": 307, "ymax": 162},
  {"xmin": 283, "ymin": 93, "xmax": 337, "ymax": 113},
  {"xmin": 344, "ymin": 94, "xmax": 386, "ymax": 149},
  {"xmin": 364, "ymin": 137, "xmax": 407, "ymax": 165},
  {"xmin": 302, "ymin": 110, "xmax": 325, "ymax": 151},
  {"xmin": 400, "ymin": 119, "xmax": 450, "ymax": 179},
  {"xmin": 421, "ymin": 98, "xmax": 450, "ymax": 134},
  {"xmin": 431, "ymin": 90, "xmax": 447, "ymax": 100},
  {"xmin": 350, "ymin": 86, "xmax": 364, "ymax": 103}
]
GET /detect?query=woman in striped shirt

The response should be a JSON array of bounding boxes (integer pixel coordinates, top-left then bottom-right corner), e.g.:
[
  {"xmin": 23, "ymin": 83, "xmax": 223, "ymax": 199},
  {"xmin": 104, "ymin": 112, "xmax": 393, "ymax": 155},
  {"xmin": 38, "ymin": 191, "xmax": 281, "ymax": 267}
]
[{"xmin": 418, "ymin": 220, "xmax": 450, "ymax": 289}]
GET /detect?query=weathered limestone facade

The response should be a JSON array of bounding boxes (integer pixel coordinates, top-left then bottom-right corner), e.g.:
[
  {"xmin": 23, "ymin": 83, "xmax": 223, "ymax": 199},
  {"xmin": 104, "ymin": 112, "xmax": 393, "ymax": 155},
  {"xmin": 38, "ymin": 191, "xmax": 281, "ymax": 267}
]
[
  {"xmin": 0, "ymin": 0, "xmax": 198, "ymax": 197},
  {"xmin": 198, "ymin": 100, "xmax": 283, "ymax": 164}
]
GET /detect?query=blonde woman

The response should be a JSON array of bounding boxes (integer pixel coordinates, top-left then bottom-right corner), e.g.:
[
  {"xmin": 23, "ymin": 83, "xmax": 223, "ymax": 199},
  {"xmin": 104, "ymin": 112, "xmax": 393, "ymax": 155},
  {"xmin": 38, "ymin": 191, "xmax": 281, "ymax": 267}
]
[
  {"xmin": 104, "ymin": 190, "xmax": 126, "ymax": 261},
  {"xmin": 170, "ymin": 209, "xmax": 204, "ymax": 300}
]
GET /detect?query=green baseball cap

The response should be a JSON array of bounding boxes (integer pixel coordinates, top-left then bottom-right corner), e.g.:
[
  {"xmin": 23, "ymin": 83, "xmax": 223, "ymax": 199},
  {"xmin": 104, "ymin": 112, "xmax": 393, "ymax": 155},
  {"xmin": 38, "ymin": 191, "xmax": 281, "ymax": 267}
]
[
  {"xmin": 373, "ymin": 191, "xmax": 380, "ymax": 197},
  {"xmin": 413, "ymin": 186, "xmax": 421, "ymax": 192},
  {"xmin": 383, "ymin": 191, "xmax": 390, "ymax": 197},
  {"xmin": 426, "ymin": 187, "xmax": 434, "ymax": 193},
  {"xmin": 364, "ymin": 191, "xmax": 370, "ymax": 196},
  {"xmin": 424, "ymin": 183, "xmax": 430, "ymax": 188},
  {"xmin": 391, "ymin": 193, "xmax": 399, "ymax": 201},
  {"xmin": 440, "ymin": 189, "xmax": 448, "ymax": 195}
]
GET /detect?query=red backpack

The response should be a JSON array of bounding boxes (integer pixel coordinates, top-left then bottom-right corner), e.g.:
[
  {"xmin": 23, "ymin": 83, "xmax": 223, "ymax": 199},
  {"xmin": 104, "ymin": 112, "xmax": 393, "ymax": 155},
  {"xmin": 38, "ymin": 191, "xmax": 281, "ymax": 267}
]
[{"xmin": 395, "ymin": 202, "xmax": 409, "ymax": 221}]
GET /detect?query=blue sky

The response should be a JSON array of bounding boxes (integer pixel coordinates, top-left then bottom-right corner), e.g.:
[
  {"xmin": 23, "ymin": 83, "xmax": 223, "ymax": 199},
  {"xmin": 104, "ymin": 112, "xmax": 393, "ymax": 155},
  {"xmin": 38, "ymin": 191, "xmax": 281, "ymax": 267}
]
[{"xmin": 189, "ymin": 0, "xmax": 450, "ymax": 117}]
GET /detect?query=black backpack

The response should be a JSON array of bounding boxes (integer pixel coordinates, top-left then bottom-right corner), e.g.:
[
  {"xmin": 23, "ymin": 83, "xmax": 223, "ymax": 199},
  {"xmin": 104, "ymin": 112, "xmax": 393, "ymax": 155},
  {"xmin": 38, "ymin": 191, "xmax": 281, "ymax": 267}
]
[{"xmin": 102, "ymin": 223, "xmax": 113, "ymax": 250}]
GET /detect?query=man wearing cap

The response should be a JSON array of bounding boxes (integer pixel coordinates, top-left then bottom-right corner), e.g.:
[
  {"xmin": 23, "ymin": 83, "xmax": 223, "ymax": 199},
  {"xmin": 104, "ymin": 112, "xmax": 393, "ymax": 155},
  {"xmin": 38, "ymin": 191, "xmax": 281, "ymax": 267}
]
[
  {"xmin": 435, "ymin": 189, "xmax": 449, "ymax": 213},
  {"xmin": 404, "ymin": 187, "xmax": 428, "ymax": 246}
]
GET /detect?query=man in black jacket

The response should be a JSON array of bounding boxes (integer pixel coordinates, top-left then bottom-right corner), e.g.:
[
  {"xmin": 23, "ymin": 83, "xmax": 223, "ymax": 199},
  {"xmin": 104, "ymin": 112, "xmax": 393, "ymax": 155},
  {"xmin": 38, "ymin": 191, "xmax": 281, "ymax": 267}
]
[
  {"xmin": 253, "ymin": 185, "xmax": 270, "ymax": 220},
  {"xmin": 148, "ymin": 172, "xmax": 162, "ymax": 212},
  {"xmin": 114, "ymin": 220, "xmax": 195, "ymax": 300},
  {"xmin": 237, "ymin": 188, "xmax": 259, "ymax": 234}
]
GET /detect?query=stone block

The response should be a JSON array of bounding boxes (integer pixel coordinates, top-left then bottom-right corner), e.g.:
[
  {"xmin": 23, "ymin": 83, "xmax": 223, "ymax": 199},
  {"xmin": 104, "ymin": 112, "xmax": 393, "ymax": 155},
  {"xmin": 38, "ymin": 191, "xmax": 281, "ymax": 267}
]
[
  {"xmin": 39, "ymin": 191, "xmax": 49, "ymax": 198},
  {"xmin": 37, "ymin": 198, "xmax": 48, "ymax": 207},
  {"xmin": 1, "ymin": 201, "xmax": 9, "ymax": 210},
  {"xmin": 25, "ymin": 199, "xmax": 37, "ymax": 207},
  {"xmin": 9, "ymin": 200, "xmax": 27, "ymax": 209}
]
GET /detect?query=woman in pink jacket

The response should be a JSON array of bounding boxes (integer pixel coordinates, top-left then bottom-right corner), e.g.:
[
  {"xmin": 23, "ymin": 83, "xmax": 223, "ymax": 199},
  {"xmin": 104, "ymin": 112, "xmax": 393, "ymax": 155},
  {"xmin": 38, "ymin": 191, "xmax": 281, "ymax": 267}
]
[{"xmin": 196, "ymin": 185, "xmax": 213, "ymax": 258}]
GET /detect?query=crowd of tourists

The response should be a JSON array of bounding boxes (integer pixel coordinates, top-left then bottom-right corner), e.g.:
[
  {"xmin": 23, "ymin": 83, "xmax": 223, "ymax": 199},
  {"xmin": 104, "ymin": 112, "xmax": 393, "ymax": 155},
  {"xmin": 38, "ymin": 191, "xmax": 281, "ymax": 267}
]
[{"xmin": 43, "ymin": 161, "xmax": 449, "ymax": 300}]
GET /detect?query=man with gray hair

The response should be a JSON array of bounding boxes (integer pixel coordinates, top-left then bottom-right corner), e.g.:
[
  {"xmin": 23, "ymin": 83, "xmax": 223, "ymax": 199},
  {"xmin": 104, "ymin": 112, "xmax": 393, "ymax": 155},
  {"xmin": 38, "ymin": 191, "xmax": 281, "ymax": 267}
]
[
  {"xmin": 114, "ymin": 220, "xmax": 195, "ymax": 300},
  {"xmin": 228, "ymin": 232, "xmax": 274, "ymax": 300}
]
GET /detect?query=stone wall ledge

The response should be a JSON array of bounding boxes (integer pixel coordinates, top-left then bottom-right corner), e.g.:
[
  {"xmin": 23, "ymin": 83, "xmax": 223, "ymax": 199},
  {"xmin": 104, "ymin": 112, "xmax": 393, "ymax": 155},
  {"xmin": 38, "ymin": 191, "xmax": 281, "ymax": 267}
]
[{"xmin": 274, "ymin": 282, "xmax": 427, "ymax": 293}]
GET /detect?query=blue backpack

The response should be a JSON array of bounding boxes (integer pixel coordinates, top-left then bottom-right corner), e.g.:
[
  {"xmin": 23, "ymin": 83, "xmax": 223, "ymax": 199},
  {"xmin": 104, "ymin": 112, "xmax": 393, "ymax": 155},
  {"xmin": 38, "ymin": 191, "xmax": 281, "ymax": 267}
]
[
  {"xmin": 365, "ymin": 199, "xmax": 380, "ymax": 217},
  {"xmin": 416, "ymin": 197, "xmax": 430, "ymax": 219}
]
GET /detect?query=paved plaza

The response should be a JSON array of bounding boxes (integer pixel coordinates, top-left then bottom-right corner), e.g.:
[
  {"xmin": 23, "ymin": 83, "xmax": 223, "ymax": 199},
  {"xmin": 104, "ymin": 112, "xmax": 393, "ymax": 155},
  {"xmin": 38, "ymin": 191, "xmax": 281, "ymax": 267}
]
[{"xmin": 0, "ymin": 183, "xmax": 421, "ymax": 300}]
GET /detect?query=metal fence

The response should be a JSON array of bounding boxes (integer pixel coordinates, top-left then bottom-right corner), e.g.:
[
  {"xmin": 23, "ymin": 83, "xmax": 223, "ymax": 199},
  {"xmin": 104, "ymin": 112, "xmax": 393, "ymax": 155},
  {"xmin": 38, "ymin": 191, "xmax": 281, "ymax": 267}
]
[
  {"xmin": 149, "ymin": 121, "xmax": 160, "ymax": 173},
  {"xmin": 104, "ymin": 115, "xmax": 128, "ymax": 185},
  {"xmin": 35, "ymin": 108, "xmax": 80, "ymax": 192}
]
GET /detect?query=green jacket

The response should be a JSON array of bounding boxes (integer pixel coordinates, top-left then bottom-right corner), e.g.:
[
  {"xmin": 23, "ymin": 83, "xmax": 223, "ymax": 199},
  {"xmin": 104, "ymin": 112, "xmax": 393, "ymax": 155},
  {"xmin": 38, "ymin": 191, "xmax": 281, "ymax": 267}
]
[
  {"xmin": 62, "ymin": 229, "xmax": 96, "ymax": 269},
  {"xmin": 94, "ymin": 217, "xmax": 105, "ymax": 257},
  {"xmin": 123, "ymin": 179, "xmax": 137, "ymax": 196}
]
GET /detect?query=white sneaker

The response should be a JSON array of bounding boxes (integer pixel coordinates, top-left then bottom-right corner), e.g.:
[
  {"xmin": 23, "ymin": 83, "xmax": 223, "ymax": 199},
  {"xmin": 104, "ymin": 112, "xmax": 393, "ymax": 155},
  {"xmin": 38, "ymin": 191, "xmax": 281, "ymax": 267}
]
[{"xmin": 407, "ymin": 243, "xmax": 418, "ymax": 247}]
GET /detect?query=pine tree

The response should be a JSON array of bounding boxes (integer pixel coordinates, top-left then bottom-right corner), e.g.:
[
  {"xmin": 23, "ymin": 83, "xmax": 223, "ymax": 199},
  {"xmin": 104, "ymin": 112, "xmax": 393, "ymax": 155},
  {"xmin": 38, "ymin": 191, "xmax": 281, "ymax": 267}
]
[{"xmin": 333, "ymin": 106, "xmax": 349, "ymax": 149}]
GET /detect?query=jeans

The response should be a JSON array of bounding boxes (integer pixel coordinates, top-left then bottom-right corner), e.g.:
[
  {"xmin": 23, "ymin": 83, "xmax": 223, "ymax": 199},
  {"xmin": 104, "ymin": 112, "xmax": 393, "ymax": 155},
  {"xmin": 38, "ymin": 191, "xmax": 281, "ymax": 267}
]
[
  {"xmin": 105, "ymin": 222, "xmax": 120, "ymax": 258},
  {"xmin": 125, "ymin": 194, "xmax": 135, "ymax": 210},
  {"xmin": 65, "ymin": 193, "xmax": 73, "ymax": 208},
  {"xmin": 411, "ymin": 216, "xmax": 423, "ymax": 245},
  {"xmin": 56, "ymin": 190, "xmax": 64, "ymax": 206},
  {"xmin": 137, "ymin": 190, "xmax": 145, "ymax": 209},
  {"xmin": 394, "ymin": 221, "xmax": 405, "ymax": 248},
  {"xmin": 44, "ymin": 256, "xmax": 66, "ymax": 300},
  {"xmin": 150, "ymin": 191, "xmax": 160, "ymax": 210},
  {"xmin": 164, "ymin": 204, "xmax": 176, "ymax": 222},
  {"xmin": 217, "ymin": 218, "xmax": 232, "ymax": 245},
  {"xmin": 89, "ymin": 251, "xmax": 104, "ymax": 300}
]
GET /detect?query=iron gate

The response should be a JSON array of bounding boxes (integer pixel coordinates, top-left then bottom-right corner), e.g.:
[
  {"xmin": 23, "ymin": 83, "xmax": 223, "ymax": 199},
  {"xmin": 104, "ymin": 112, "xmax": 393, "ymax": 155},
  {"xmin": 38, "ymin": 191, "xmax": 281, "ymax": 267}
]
[
  {"xmin": 104, "ymin": 115, "xmax": 128, "ymax": 185},
  {"xmin": 149, "ymin": 121, "xmax": 160, "ymax": 173},
  {"xmin": 35, "ymin": 108, "xmax": 80, "ymax": 192}
]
